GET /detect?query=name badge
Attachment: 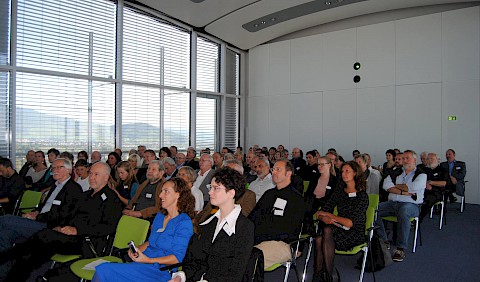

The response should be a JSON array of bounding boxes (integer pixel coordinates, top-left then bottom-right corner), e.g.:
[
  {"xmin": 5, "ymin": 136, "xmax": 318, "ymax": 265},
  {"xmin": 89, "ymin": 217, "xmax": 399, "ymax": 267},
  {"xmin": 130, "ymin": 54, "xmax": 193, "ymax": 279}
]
[
  {"xmin": 273, "ymin": 198, "xmax": 287, "ymax": 216},
  {"xmin": 433, "ymin": 173, "xmax": 438, "ymax": 176},
  {"xmin": 146, "ymin": 193, "xmax": 153, "ymax": 199},
  {"xmin": 124, "ymin": 185, "xmax": 129, "ymax": 189},
  {"xmin": 156, "ymin": 227, "xmax": 165, "ymax": 233},
  {"xmin": 456, "ymin": 167, "xmax": 461, "ymax": 170},
  {"xmin": 53, "ymin": 200, "xmax": 61, "ymax": 206},
  {"xmin": 101, "ymin": 193, "xmax": 107, "ymax": 201},
  {"xmin": 326, "ymin": 186, "xmax": 331, "ymax": 190},
  {"xmin": 348, "ymin": 192, "xmax": 357, "ymax": 197},
  {"xmin": 296, "ymin": 167, "xmax": 300, "ymax": 170}
]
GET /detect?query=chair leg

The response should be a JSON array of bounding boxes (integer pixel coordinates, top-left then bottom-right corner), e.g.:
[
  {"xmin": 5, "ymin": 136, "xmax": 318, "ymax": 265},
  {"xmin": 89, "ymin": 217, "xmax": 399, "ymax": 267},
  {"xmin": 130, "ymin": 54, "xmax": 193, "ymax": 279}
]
[
  {"xmin": 460, "ymin": 196, "xmax": 465, "ymax": 213},
  {"xmin": 301, "ymin": 237, "xmax": 314, "ymax": 282},
  {"xmin": 430, "ymin": 205, "xmax": 434, "ymax": 219},
  {"xmin": 439, "ymin": 202, "xmax": 444, "ymax": 230},
  {"xmin": 359, "ymin": 247, "xmax": 368, "ymax": 282},
  {"xmin": 412, "ymin": 218, "xmax": 419, "ymax": 253},
  {"xmin": 50, "ymin": 261, "xmax": 56, "ymax": 269},
  {"xmin": 284, "ymin": 262, "xmax": 291, "ymax": 282}
]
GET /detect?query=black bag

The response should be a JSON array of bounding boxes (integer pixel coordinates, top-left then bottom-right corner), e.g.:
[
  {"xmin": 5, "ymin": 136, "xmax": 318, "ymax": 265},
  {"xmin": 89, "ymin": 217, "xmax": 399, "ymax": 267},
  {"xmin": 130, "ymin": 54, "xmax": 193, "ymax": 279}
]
[
  {"xmin": 356, "ymin": 231, "xmax": 385, "ymax": 272},
  {"xmin": 242, "ymin": 247, "xmax": 264, "ymax": 282}
]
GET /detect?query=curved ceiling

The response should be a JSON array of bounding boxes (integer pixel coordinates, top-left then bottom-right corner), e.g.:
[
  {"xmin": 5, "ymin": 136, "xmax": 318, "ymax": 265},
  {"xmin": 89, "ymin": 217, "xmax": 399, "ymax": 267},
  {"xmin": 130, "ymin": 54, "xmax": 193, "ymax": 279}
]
[{"xmin": 135, "ymin": 0, "xmax": 480, "ymax": 50}]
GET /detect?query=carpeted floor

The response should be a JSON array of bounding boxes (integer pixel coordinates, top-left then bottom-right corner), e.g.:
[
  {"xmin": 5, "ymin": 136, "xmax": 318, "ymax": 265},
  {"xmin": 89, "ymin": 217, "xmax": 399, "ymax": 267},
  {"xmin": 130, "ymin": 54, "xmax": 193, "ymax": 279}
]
[{"xmin": 266, "ymin": 202, "xmax": 480, "ymax": 282}]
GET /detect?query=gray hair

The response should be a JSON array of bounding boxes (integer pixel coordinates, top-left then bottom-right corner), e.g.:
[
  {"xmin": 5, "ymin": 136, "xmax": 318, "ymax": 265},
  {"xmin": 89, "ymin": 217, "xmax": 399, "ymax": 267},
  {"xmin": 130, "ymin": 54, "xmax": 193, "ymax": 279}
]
[
  {"xmin": 224, "ymin": 159, "xmax": 244, "ymax": 175},
  {"xmin": 54, "ymin": 158, "xmax": 73, "ymax": 172},
  {"xmin": 179, "ymin": 166, "xmax": 198, "ymax": 183},
  {"xmin": 161, "ymin": 157, "xmax": 176, "ymax": 166},
  {"xmin": 149, "ymin": 160, "xmax": 165, "ymax": 171},
  {"xmin": 255, "ymin": 157, "xmax": 270, "ymax": 168},
  {"xmin": 404, "ymin": 150, "xmax": 418, "ymax": 160},
  {"xmin": 201, "ymin": 153, "xmax": 214, "ymax": 166},
  {"xmin": 223, "ymin": 153, "xmax": 235, "ymax": 161}
]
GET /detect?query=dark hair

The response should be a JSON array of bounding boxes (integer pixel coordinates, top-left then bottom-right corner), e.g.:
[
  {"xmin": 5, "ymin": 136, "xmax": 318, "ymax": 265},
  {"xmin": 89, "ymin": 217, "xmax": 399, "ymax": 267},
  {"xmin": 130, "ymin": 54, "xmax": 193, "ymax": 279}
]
[
  {"xmin": 75, "ymin": 159, "xmax": 89, "ymax": 168},
  {"xmin": 108, "ymin": 152, "xmax": 121, "ymax": 166},
  {"xmin": 144, "ymin": 149, "xmax": 156, "ymax": 157},
  {"xmin": 47, "ymin": 148, "xmax": 60, "ymax": 156},
  {"xmin": 385, "ymin": 149, "xmax": 396, "ymax": 158},
  {"xmin": 275, "ymin": 158, "xmax": 294, "ymax": 173},
  {"xmin": 34, "ymin": 150, "xmax": 47, "ymax": 167},
  {"xmin": 328, "ymin": 148, "xmax": 337, "ymax": 153},
  {"xmin": 0, "ymin": 158, "xmax": 13, "ymax": 168},
  {"xmin": 213, "ymin": 168, "xmax": 246, "ymax": 200},
  {"xmin": 338, "ymin": 155, "xmax": 345, "ymax": 163},
  {"xmin": 77, "ymin": 150, "xmax": 88, "ymax": 160},
  {"xmin": 160, "ymin": 147, "xmax": 172, "ymax": 157},
  {"xmin": 170, "ymin": 145, "xmax": 178, "ymax": 151},
  {"xmin": 352, "ymin": 149, "xmax": 360, "ymax": 155},
  {"xmin": 306, "ymin": 150, "xmax": 316, "ymax": 157},
  {"xmin": 339, "ymin": 161, "xmax": 366, "ymax": 192},
  {"xmin": 60, "ymin": 151, "xmax": 74, "ymax": 162},
  {"xmin": 447, "ymin": 148, "xmax": 456, "ymax": 155},
  {"xmin": 269, "ymin": 147, "xmax": 277, "ymax": 152},
  {"xmin": 160, "ymin": 177, "xmax": 195, "ymax": 218}
]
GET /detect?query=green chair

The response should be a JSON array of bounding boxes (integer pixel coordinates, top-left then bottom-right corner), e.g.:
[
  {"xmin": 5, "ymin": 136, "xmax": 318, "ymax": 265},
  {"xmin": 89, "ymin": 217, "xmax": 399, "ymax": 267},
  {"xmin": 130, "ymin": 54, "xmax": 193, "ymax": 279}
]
[
  {"xmin": 13, "ymin": 190, "xmax": 43, "ymax": 215},
  {"xmin": 70, "ymin": 215, "xmax": 151, "ymax": 281},
  {"xmin": 381, "ymin": 211, "xmax": 422, "ymax": 253},
  {"xmin": 302, "ymin": 181, "xmax": 310, "ymax": 197},
  {"xmin": 302, "ymin": 194, "xmax": 379, "ymax": 282},
  {"xmin": 335, "ymin": 194, "xmax": 379, "ymax": 282}
]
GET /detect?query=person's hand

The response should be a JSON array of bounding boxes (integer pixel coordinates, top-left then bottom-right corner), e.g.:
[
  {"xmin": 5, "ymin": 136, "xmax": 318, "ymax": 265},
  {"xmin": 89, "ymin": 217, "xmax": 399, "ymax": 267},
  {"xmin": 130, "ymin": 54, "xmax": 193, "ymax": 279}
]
[
  {"xmin": 123, "ymin": 209, "xmax": 142, "ymax": 218},
  {"xmin": 315, "ymin": 211, "xmax": 334, "ymax": 224},
  {"xmin": 426, "ymin": 182, "xmax": 432, "ymax": 190},
  {"xmin": 128, "ymin": 248, "xmax": 150, "ymax": 263},
  {"xmin": 450, "ymin": 175, "xmax": 458, "ymax": 185},
  {"xmin": 55, "ymin": 226, "xmax": 77, "ymax": 235},
  {"xmin": 22, "ymin": 211, "xmax": 39, "ymax": 220}
]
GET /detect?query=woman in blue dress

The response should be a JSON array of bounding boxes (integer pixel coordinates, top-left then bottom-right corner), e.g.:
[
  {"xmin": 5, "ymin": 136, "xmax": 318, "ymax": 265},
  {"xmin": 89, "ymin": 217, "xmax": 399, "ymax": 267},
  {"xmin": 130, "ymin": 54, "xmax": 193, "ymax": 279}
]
[{"xmin": 93, "ymin": 177, "xmax": 195, "ymax": 282}]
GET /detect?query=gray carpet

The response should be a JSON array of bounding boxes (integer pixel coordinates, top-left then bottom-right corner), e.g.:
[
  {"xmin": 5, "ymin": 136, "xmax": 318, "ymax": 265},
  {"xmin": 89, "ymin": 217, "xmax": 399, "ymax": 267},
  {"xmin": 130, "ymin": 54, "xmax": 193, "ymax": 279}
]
[{"xmin": 266, "ymin": 202, "xmax": 480, "ymax": 282}]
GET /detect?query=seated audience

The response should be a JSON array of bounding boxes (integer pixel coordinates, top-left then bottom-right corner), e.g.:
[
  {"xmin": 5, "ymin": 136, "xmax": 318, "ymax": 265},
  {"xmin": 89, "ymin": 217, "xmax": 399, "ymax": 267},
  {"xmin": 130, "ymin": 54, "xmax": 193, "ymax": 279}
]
[
  {"xmin": 420, "ymin": 152, "xmax": 447, "ymax": 220},
  {"xmin": 136, "ymin": 150, "xmax": 157, "ymax": 184},
  {"xmin": 305, "ymin": 156, "xmax": 338, "ymax": 212},
  {"xmin": 170, "ymin": 169, "xmax": 254, "ymax": 282},
  {"xmin": 440, "ymin": 149, "xmax": 466, "ymax": 203},
  {"xmin": 112, "ymin": 161, "xmax": 140, "ymax": 206},
  {"xmin": 175, "ymin": 153, "xmax": 186, "ymax": 169},
  {"xmin": 18, "ymin": 150, "xmax": 35, "ymax": 178},
  {"xmin": 91, "ymin": 151, "xmax": 102, "ymax": 164},
  {"xmin": 313, "ymin": 161, "xmax": 369, "ymax": 282},
  {"xmin": 355, "ymin": 154, "xmax": 380, "ymax": 195},
  {"xmin": 248, "ymin": 158, "xmax": 307, "ymax": 269},
  {"xmin": 304, "ymin": 150, "xmax": 319, "ymax": 182},
  {"xmin": 162, "ymin": 157, "xmax": 178, "ymax": 180},
  {"xmin": 249, "ymin": 157, "xmax": 275, "ymax": 202},
  {"xmin": 382, "ymin": 149, "xmax": 396, "ymax": 175},
  {"xmin": 184, "ymin": 147, "xmax": 199, "ymax": 170},
  {"xmin": 177, "ymin": 166, "xmax": 203, "ymax": 213},
  {"xmin": 77, "ymin": 150, "xmax": 89, "ymax": 162},
  {"xmin": 375, "ymin": 150, "xmax": 426, "ymax": 262},
  {"xmin": 0, "ymin": 158, "xmax": 25, "ymax": 214},
  {"xmin": 74, "ymin": 159, "xmax": 90, "ymax": 192},
  {"xmin": 0, "ymin": 162, "xmax": 122, "ymax": 281},
  {"xmin": 25, "ymin": 150, "xmax": 48, "ymax": 184},
  {"xmin": 107, "ymin": 152, "xmax": 121, "ymax": 181},
  {"xmin": 124, "ymin": 160, "xmax": 166, "ymax": 220},
  {"xmin": 193, "ymin": 154, "xmax": 215, "ymax": 207},
  {"xmin": 159, "ymin": 147, "xmax": 172, "ymax": 161},
  {"xmin": 94, "ymin": 177, "xmax": 195, "ymax": 282}
]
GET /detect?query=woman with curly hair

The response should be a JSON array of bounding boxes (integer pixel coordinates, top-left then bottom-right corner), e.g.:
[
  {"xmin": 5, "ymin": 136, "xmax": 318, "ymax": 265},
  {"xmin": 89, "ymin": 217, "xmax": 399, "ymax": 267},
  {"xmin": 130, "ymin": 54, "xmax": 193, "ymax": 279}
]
[
  {"xmin": 170, "ymin": 168, "xmax": 254, "ymax": 282},
  {"xmin": 313, "ymin": 161, "xmax": 369, "ymax": 282},
  {"xmin": 94, "ymin": 177, "xmax": 195, "ymax": 282}
]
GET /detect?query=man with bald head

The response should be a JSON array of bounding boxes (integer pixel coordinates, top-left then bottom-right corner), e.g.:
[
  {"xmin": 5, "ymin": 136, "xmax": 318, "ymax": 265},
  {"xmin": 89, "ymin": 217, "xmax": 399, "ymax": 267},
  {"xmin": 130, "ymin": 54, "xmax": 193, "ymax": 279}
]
[{"xmin": 2, "ymin": 162, "xmax": 123, "ymax": 281}]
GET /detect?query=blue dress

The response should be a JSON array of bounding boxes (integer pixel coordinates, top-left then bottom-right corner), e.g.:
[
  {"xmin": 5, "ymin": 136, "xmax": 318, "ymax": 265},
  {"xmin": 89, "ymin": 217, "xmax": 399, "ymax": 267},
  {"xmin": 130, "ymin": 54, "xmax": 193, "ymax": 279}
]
[{"xmin": 94, "ymin": 213, "xmax": 193, "ymax": 282}]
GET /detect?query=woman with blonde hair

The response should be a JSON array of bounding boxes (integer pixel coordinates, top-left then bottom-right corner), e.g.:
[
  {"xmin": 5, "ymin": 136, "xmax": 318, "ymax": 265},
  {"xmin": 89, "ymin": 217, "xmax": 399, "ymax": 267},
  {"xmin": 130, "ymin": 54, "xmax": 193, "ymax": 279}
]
[{"xmin": 111, "ymin": 161, "xmax": 139, "ymax": 206}]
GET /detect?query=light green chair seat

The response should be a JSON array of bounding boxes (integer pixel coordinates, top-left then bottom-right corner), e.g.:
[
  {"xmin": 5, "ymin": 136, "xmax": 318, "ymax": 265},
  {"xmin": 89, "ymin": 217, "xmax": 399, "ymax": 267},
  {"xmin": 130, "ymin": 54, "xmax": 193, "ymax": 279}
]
[{"xmin": 70, "ymin": 256, "xmax": 123, "ymax": 280}]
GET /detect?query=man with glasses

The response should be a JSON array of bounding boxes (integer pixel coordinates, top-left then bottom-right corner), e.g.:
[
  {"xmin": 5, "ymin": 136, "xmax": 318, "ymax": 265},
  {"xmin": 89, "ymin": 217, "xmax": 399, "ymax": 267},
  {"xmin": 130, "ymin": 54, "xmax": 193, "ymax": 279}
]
[
  {"xmin": 175, "ymin": 152, "xmax": 186, "ymax": 169},
  {"xmin": 249, "ymin": 157, "xmax": 275, "ymax": 202},
  {"xmin": 249, "ymin": 158, "xmax": 307, "ymax": 269},
  {"xmin": 0, "ymin": 158, "xmax": 84, "ymax": 279},
  {"xmin": 193, "ymin": 154, "xmax": 216, "ymax": 206}
]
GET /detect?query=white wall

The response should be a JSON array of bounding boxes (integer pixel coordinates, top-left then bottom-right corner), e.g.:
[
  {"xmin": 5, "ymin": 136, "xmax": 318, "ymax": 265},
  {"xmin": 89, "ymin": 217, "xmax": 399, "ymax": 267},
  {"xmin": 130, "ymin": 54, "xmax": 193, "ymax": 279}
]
[{"xmin": 246, "ymin": 7, "xmax": 480, "ymax": 204}]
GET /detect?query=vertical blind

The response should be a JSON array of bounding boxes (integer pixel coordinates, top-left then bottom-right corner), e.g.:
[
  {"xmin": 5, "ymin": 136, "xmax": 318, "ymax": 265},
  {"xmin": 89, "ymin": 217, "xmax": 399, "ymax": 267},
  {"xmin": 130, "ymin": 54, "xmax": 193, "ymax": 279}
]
[
  {"xmin": 196, "ymin": 95, "xmax": 217, "ymax": 150},
  {"xmin": 197, "ymin": 37, "xmax": 219, "ymax": 92},
  {"xmin": 0, "ymin": 1, "xmax": 11, "ymax": 158}
]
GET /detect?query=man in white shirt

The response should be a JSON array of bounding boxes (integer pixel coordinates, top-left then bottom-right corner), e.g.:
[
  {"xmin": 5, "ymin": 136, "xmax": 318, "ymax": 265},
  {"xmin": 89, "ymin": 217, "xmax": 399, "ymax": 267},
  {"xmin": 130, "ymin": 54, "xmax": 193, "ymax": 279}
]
[
  {"xmin": 193, "ymin": 154, "xmax": 215, "ymax": 206},
  {"xmin": 249, "ymin": 157, "xmax": 275, "ymax": 202}
]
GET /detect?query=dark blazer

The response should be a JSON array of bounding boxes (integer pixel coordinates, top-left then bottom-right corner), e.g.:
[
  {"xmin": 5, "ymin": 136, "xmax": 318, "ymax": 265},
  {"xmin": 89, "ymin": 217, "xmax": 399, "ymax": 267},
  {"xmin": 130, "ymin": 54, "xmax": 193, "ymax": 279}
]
[
  {"xmin": 197, "ymin": 169, "xmax": 215, "ymax": 202},
  {"xmin": 183, "ymin": 213, "xmax": 254, "ymax": 282},
  {"xmin": 184, "ymin": 159, "xmax": 199, "ymax": 170},
  {"xmin": 36, "ymin": 177, "xmax": 85, "ymax": 228},
  {"xmin": 440, "ymin": 160, "xmax": 466, "ymax": 196}
]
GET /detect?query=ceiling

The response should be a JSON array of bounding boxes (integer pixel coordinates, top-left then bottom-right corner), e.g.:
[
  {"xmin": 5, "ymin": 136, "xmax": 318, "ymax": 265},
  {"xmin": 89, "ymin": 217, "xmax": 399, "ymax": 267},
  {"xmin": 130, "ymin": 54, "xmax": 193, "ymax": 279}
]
[{"xmin": 134, "ymin": 0, "xmax": 480, "ymax": 50}]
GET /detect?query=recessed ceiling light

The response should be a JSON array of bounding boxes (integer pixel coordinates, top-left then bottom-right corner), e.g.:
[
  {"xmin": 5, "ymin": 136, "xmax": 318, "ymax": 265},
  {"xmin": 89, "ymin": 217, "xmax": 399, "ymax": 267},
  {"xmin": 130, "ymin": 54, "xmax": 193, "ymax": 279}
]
[
  {"xmin": 261, "ymin": 21, "xmax": 266, "ymax": 25},
  {"xmin": 253, "ymin": 23, "xmax": 259, "ymax": 27},
  {"xmin": 271, "ymin": 17, "xmax": 276, "ymax": 22},
  {"xmin": 325, "ymin": 1, "xmax": 331, "ymax": 5}
]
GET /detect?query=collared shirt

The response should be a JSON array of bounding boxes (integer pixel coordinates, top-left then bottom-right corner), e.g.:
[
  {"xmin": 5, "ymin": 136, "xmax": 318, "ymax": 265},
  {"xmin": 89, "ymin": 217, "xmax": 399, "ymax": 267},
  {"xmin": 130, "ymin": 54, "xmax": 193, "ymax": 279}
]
[
  {"xmin": 200, "ymin": 204, "xmax": 242, "ymax": 242},
  {"xmin": 249, "ymin": 173, "xmax": 275, "ymax": 202},
  {"xmin": 40, "ymin": 177, "xmax": 70, "ymax": 214},
  {"xmin": 383, "ymin": 168, "xmax": 426, "ymax": 204},
  {"xmin": 165, "ymin": 169, "xmax": 177, "ymax": 180},
  {"xmin": 193, "ymin": 168, "xmax": 211, "ymax": 188},
  {"xmin": 448, "ymin": 161, "xmax": 455, "ymax": 175},
  {"xmin": 76, "ymin": 176, "xmax": 90, "ymax": 192}
]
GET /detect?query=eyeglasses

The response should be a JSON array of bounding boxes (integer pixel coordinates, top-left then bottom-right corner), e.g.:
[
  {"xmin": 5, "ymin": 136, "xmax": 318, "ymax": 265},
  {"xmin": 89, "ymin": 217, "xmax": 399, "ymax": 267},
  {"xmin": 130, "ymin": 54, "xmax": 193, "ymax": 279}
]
[
  {"xmin": 317, "ymin": 163, "xmax": 329, "ymax": 167},
  {"xmin": 52, "ymin": 165, "xmax": 65, "ymax": 170},
  {"xmin": 206, "ymin": 184, "xmax": 225, "ymax": 192},
  {"xmin": 270, "ymin": 167, "xmax": 283, "ymax": 172}
]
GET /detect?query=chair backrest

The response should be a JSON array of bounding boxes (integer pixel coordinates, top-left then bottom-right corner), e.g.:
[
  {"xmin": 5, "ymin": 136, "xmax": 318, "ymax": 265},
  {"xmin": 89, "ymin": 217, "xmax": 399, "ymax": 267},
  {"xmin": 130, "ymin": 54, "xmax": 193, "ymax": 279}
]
[
  {"xmin": 14, "ymin": 190, "xmax": 43, "ymax": 215},
  {"xmin": 112, "ymin": 215, "xmax": 150, "ymax": 250},
  {"xmin": 302, "ymin": 181, "xmax": 310, "ymax": 196},
  {"xmin": 366, "ymin": 194, "xmax": 379, "ymax": 232}
]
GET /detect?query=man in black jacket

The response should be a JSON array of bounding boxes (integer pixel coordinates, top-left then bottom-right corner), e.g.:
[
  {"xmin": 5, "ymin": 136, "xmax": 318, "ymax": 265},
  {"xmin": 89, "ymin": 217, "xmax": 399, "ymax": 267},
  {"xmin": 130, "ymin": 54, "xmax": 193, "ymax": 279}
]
[
  {"xmin": 1, "ymin": 162, "xmax": 123, "ymax": 281},
  {"xmin": 0, "ymin": 158, "xmax": 25, "ymax": 214}
]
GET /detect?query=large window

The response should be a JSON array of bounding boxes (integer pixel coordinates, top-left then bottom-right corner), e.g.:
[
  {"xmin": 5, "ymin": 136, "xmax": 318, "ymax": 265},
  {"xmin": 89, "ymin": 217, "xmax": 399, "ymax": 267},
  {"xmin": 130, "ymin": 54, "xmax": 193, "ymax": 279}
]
[{"xmin": 1, "ymin": 0, "xmax": 243, "ymax": 167}]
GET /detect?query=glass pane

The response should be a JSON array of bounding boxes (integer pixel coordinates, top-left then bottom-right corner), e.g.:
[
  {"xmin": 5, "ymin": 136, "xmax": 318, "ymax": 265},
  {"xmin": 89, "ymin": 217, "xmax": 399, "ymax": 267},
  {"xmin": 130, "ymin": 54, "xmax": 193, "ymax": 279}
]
[
  {"xmin": 17, "ymin": 0, "xmax": 116, "ymax": 77},
  {"xmin": 0, "ymin": 71, "xmax": 9, "ymax": 159},
  {"xmin": 0, "ymin": 0, "xmax": 10, "ymax": 65},
  {"xmin": 225, "ymin": 49, "xmax": 240, "ymax": 95},
  {"xmin": 196, "ymin": 95, "xmax": 218, "ymax": 151},
  {"xmin": 197, "ymin": 37, "xmax": 220, "ymax": 92},
  {"xmin": 15, "ymin": 72, "xmax": 115, "ymax": 167},
  {"xmin": 123, "ymin": 6, "xmax": 190, "ymax": 88},
  {"xmin": 163, "ymin": 90, "xmax": 190, "ymax": 150},
  {"xmin": 224, "ymin": 97, "xmax": 239, "ymax": 150},
  {"xmin": 121, "ymin": 84, "xmax": 161, "ymax": 151}
]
